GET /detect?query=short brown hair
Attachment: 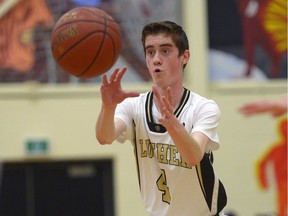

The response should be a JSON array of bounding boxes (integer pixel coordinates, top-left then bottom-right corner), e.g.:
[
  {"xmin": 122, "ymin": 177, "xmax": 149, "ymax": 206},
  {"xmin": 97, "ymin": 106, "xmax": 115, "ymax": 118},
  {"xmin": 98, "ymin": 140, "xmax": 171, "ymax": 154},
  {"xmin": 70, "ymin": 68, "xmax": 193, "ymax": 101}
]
[{"xmin": 141, "ymin": 21, "xmax": 189, "ymax": 57}]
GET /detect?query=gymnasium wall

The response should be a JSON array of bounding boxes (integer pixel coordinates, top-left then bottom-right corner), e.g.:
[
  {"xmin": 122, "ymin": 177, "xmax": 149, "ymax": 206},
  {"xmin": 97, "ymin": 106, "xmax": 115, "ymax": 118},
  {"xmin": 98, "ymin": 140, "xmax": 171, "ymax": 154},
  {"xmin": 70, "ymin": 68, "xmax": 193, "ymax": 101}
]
[{"xmin": 0, "ymin": 0, "xmax": 286, "ymax": 215}]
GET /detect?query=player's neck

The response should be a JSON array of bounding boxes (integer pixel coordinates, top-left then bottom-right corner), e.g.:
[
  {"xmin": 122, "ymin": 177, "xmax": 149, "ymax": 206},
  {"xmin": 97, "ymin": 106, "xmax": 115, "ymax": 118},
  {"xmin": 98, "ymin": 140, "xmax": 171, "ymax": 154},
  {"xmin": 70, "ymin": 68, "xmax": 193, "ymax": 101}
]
[
  {"xmin": 171, "ymin": 87, "xmax": 184, "ymax": 109},
  {"xmin": 154, "ymin": 86, "xmax": 184, "ymax": 111}
]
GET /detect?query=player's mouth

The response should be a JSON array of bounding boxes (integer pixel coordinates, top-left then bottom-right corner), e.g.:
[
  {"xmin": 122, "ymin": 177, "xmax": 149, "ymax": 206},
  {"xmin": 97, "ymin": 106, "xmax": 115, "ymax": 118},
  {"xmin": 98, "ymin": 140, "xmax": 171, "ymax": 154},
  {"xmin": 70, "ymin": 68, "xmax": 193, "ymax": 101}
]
[{"xmin": 154, "ymin": 68, "xmax": 162, "ymax": 73}]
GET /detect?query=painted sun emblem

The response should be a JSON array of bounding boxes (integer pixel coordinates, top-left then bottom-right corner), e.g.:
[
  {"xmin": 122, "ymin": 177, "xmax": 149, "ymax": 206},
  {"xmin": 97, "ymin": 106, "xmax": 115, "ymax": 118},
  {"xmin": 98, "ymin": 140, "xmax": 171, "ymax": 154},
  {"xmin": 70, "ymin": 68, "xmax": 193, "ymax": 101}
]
[{"xmin": 263, "ymin": 0, "xmax": 287, "ymax": 53}]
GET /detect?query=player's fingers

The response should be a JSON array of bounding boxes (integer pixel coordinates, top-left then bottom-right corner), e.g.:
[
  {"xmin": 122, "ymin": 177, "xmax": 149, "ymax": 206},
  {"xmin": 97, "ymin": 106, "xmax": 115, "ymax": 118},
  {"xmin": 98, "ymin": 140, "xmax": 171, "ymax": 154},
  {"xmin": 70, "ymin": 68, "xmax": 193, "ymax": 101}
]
[
  {"xmin": 152, "ymin": 86, "xmax": 161, "ymax": 102},
  {"xmin": 155, "ymin": 89, "xmax": 166, "ymax": 109},
  {"xmin": 165, "ymin": 87, "xmax": 172, "ymax": 104},
  {"xmin": 164, "ymin": 109, "xmax": 172, "ymax": 119},
  {"xmin": 109, "ymin": 68, "xmax": 120, "ymax": 82},
  {"xmin": 162, "ymin": 96, "xmax": 173, "ymax": 115},
  {"xmin": 159, "ymin": 108, "xmax": 172, "ymax": 120},
  {"xmin": 116, "ymin": 67, "xmax": 127, "ymax": 82},
  {"xmin": 102, "ymin": 74, "xmax": 108, "ymax": 86}
]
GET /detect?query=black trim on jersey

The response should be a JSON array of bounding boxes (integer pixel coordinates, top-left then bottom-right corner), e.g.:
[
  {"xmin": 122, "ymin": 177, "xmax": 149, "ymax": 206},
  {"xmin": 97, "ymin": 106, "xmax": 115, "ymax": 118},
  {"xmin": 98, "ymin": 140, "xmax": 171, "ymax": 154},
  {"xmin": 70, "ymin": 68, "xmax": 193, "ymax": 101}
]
[
  {"xmin": 217, "ymin": 180, "xmax": 227, "ymax": 214},
  {"xmin": 196, "ymin": 152, "xmax": 227, "ymax": 214},
  {"xmin": 145, "ymin": 88, "xmax": 190, "ymax": 133},
  {"xmin": 132, "ymin": 120, "xmax": 141, "ymax": 191}
]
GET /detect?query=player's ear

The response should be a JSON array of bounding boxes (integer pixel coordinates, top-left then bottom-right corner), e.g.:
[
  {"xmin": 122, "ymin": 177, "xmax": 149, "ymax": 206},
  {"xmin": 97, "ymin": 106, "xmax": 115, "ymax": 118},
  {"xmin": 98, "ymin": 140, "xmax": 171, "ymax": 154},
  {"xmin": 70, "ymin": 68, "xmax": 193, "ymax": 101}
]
[{"xmin": 181, "ymin": 50, "xmax": 190, "ymax": 65}]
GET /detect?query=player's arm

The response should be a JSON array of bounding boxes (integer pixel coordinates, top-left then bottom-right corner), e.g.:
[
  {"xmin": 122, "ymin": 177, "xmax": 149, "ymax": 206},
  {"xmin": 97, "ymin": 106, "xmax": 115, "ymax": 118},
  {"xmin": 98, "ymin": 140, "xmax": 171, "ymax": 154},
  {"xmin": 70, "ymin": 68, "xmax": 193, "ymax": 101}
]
[
  {"xmin": 239, "ymin": 96, "xmax": 287, "ymax": 117},
  {"xmin": 169, "ymin": 121, "xmax": 209, "ymax": 166},
  {"xmin": 95, "ymin": 67, "xmax": 139, "ymax": 144},
  {"xmin": 96, "ymin": 105, "xmax": 126, "ymax": 144},
  {"xmin": 161, "ymin": 116, "xmax": 209, "ymax": 166},
  {"xmin": 153, "ymin": 87, "xmax": 210, "ymax": 166}
]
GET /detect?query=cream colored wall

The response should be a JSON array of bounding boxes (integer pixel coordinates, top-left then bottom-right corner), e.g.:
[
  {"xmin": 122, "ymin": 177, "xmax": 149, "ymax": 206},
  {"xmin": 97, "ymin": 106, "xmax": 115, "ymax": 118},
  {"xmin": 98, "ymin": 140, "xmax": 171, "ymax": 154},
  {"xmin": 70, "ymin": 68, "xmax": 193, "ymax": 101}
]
[
  {"xmin": 0, "ymin": 0, "xmax": 286, "ymax": 215},
  {"xmin": 0, "ymin": 83, "xmax": 149, "ymax": 216}
]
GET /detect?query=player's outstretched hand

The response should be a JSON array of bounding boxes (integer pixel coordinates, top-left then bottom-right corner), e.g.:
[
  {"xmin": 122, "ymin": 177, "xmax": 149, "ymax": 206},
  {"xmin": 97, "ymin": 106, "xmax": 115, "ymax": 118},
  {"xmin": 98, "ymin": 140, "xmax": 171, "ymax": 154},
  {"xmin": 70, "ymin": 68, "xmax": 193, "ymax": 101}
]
[
  {"xmin": 100, "ymin": 67, "xmax": 139, "ymax": 108},
  {"xmin": 152, "ymin": 86, "xmax": 175, "ymax": 126}
]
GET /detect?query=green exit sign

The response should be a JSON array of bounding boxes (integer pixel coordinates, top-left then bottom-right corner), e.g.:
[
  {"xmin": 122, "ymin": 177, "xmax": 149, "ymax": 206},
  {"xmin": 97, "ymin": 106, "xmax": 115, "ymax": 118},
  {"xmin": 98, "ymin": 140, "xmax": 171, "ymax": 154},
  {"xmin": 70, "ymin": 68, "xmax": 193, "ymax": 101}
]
[{"xmin": 25, "ymin": 138, "xmax": 50, "ymax": 155}]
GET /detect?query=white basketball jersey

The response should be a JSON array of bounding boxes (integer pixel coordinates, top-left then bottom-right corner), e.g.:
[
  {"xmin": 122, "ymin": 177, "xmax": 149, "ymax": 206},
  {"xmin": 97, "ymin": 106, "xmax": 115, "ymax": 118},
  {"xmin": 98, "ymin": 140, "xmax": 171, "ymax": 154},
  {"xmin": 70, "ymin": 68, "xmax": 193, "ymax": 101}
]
[{"xmin": 115, "ymin": 88, "xmax": 227, "ymax": 216}]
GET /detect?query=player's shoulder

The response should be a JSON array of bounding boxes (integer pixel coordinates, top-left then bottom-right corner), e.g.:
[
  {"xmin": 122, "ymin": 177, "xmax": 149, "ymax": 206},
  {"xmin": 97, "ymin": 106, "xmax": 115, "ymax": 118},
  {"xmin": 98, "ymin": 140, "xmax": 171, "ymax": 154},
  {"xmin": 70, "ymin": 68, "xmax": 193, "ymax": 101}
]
[
  {"xmin": 188, "ymin": 91, "xmax": 212, "ymax": 104},
  {"xmin": 189, "ymin": 90, "xmax": 220, "ymax": 111}
]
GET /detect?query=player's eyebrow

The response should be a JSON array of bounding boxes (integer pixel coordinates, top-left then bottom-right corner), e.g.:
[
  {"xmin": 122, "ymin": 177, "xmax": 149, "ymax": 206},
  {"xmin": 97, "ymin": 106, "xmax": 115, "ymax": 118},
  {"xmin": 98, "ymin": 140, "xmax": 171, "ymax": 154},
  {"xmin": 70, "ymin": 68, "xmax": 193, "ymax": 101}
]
[{"xmin": 145, "ymin": 43, "xmax": 173, "ymax": 50}]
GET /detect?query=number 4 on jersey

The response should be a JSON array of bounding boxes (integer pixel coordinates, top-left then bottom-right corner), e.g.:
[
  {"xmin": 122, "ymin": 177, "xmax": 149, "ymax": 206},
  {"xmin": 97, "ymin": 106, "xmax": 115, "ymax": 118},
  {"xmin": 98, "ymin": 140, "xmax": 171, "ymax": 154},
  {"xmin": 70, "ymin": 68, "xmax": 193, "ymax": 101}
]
[{"xmin": 156, "ymin": 169, "xmax": 171, "ymax": 204}]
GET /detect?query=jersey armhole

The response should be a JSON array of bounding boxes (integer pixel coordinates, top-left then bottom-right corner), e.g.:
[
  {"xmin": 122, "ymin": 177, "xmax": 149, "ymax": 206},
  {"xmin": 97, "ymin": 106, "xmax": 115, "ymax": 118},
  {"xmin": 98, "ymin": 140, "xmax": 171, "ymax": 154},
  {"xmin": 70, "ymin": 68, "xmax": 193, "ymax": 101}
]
[{"xmin": 115, "ymin": 116, "xmax": 131, "ymax": 143}]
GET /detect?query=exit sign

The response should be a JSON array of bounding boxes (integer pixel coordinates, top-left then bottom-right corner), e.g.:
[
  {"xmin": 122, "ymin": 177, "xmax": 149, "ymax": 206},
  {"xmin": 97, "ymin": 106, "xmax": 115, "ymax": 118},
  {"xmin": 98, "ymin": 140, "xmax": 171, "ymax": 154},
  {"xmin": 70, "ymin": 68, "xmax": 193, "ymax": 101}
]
[{"xmin": 25, "ymin": 138, "xmax": 50, "ymax": 155}]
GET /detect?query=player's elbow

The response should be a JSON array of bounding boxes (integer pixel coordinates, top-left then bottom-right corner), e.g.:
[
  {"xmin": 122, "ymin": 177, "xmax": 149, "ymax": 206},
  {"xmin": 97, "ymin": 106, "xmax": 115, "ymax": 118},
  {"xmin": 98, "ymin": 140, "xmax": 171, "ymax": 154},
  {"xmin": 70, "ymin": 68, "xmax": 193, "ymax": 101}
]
[
  {"xmin": 96, "ymin": 133, "xmax": 114, "ymax": 145},
  {"xmin": 95, "ymin": 127, "xmax": 114, "ymax": 144},
  {"xmin": 186, "ymin": 159, "xmax": 199, "ymax": 167},
  {"xmin": 96, "ymin": 137, "xmax": 113, "ymax": 145},
  {"xmin": 185, "ymin": 154, "xmax": 204, "ymax": 167}
]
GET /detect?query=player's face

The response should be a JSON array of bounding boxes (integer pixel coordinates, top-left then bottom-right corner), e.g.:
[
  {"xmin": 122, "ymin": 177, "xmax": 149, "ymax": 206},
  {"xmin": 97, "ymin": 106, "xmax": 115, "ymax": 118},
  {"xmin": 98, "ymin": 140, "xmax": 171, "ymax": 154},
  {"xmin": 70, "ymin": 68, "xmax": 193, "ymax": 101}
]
[{"xmin": 144, "ymin": 34, "xmax": 188, "ymax": 88}]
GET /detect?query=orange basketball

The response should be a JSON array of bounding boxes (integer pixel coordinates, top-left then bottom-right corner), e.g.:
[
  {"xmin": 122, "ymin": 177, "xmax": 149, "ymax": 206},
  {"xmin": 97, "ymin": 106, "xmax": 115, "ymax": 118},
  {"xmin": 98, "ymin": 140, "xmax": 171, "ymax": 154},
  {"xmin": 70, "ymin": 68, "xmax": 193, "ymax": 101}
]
[{"xmin": 50, "ymin": 7, "xmax": 122, "ymax": 79}]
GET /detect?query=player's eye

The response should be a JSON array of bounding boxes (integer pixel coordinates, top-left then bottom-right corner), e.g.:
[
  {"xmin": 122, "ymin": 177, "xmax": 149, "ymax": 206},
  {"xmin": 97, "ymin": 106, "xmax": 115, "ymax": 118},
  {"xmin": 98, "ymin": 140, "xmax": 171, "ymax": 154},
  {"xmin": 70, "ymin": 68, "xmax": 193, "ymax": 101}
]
[
  {"xmin": 146, "ymin": 49, "xmax": 155, "ymax": 56},
  {"xmin": 162, "ymin": 48, "xmax": 169, "ymax": 55}
]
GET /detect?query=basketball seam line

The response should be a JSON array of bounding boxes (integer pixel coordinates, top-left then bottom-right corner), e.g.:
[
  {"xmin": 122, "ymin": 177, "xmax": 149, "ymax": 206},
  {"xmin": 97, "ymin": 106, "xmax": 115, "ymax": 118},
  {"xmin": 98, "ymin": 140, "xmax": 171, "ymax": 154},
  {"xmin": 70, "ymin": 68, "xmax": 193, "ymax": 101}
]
[
  {"xmin": 53, "ymin": 20, "xmax": 121, "ymax": 37},
  {"xmin": 77, "ymin": 15, "xmax": 111, "ymax": 77}
]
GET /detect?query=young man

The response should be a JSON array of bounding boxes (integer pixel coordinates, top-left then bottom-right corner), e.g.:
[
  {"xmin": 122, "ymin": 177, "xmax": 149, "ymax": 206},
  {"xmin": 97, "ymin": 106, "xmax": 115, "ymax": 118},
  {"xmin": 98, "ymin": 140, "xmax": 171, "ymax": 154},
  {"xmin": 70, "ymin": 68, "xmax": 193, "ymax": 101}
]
[{"xmin": 96, "ymin": 21, "xmax": 227, "ymax": 216}]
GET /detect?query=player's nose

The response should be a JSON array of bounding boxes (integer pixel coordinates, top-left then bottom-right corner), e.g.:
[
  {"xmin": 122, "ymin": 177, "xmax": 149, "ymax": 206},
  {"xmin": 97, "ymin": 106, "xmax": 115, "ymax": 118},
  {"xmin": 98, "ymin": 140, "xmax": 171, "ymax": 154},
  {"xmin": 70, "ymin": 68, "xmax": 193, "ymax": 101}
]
[{"xmin": 153, "ymin": 52, "xmax": 162, "ymax": 65}]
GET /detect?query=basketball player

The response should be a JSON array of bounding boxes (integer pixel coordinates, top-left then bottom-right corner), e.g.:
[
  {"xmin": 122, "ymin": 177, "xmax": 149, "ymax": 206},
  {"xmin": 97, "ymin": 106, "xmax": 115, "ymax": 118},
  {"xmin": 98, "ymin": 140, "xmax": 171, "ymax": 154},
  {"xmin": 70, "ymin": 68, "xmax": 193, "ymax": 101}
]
[{"xmin": 96, "ymin": 21, "xmax": 227, "ymax": 216}]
